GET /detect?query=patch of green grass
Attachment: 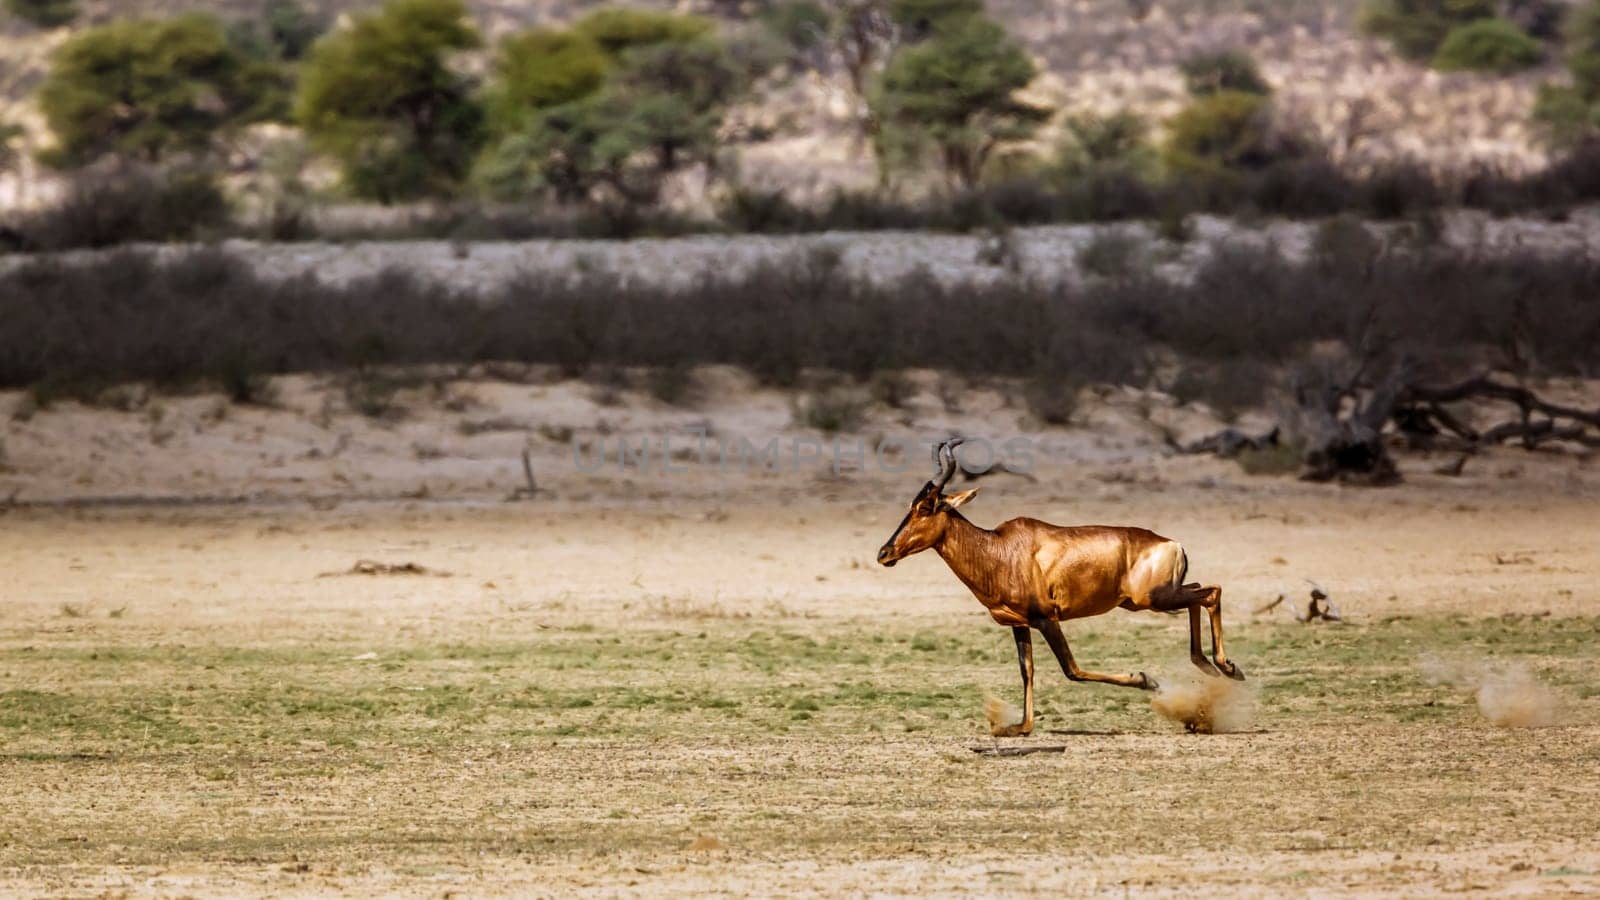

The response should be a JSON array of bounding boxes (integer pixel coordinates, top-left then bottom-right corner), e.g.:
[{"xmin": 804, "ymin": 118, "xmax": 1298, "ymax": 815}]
[{"xmin": 0, "ymin": 616, "xmax": 1594, "ymax": 754}]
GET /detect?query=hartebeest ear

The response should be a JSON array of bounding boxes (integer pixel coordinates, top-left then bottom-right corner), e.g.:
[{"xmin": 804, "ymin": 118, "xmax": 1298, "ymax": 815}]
[{"xmin": 940, "ymin": 488, "xmax": 980, "ymax": 510}]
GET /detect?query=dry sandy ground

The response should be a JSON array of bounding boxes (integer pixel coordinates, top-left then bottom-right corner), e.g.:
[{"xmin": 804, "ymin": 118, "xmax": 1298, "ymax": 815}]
[
  {"xmin": 1, "ymin": 492, "xmax": 1597, "ymax": 897},
  {"xmin": 2, "ymin": 380, "xmax": 1598, "ymax": 896}
]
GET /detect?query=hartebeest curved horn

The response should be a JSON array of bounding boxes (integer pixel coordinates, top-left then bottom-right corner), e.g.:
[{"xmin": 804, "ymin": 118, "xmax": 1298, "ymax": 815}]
[{"xmin": 931, "ymin": 437, "xmax": 966, "ymax": 492}]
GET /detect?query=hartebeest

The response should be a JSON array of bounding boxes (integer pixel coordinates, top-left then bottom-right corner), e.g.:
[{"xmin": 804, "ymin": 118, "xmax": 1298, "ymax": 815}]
[{"xmin": 876, "ymin": 438, "xmax": 1242, "ymax": 736}]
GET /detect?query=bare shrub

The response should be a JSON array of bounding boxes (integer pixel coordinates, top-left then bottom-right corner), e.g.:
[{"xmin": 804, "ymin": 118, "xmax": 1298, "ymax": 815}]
[
  {"xmin": 218, "ymin": 358, "xmax": 278, "ymax": 406},
  {"xmin": 1169, "ymin": 358, "xmax": 1274, "ymax": 421},
  {"xmin": 794, "ymin": 386, "xmax": 869, "ymax": 434},
  {"xmin": 1076, "ymin": 228, "xmax": 1148, "ymax": 280},
  {"xmin": 1023, "ymin": 371, "xmax": 1079, "ymax": 425},
  {"xmin": 3, "ymin": 240, "xmax": 1596, "ymax": 413},
  {"xmin": 9, "ymin": 393, "xmax": 38, "ymax": 422},
  {"xmin": 16, "ymin": 168, "xmax": 229, "ymax": 251},
  {"xmin": 870, "ymin": 370, "xmax": 915, "ymax": 409},
  {"xmin": 645, "ymin": 363, "xmax": 699, "ymax": 406},
  {"xmin": 1311, "ymin": 214, "xmax": 1382, "ymax": 272},
  {"xmin": 1234, "ymin": 442, "xmax": 1302, "ymax": 476},
  {"xmin": 343, "ymin": 373, "xmax": 405, "ymax": 420}
]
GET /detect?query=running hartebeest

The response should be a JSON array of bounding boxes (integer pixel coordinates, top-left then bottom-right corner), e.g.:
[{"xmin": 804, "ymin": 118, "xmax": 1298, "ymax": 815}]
[{"xmin": 876, "ymin": 438, "xmax": 1243, "ymax": 736}]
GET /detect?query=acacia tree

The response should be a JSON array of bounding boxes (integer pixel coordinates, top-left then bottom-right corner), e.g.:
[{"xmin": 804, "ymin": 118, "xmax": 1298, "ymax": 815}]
[
  {"xmin": 4, "ymin": 0, "xmax": 76, "ymax": 28},
  {"xmin": 484, "ymin": 28, "xmax": 611, "ymax": 137},
  {"xmin": 478, "ymin": 35, "xmax": 750, "ymax": 206},
  {"xmin": 871, "ymin": 15, "xmax": 1047, "ymax": 187},
  {"xmin": 1533, "ymin": 0, "xmax": 1600, "ymax": 147},
  {"xmin": 476, "ymin": 6, "xmax": 762, "ymax": 208},
  {"xmin": 1358, "ymin": 0, "xmax": 1497, "ymax": 60},
  {"xmin": 295, "ymin": 0, "xmax": 483, "ymax": 202},
  {"xmin": 571, "ymin": 7, "xmax": 713, "ymax": 57},
  {"xmin": 0, "ymin": 122, "xmax": 22, "ymax": 174},
  {"xmin": 37, "ymin": 15, "xmax": 264, "ymax": 166}
]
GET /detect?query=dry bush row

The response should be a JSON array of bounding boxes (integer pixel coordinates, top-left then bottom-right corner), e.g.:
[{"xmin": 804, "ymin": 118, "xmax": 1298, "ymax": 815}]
[
  {"xmin": 8, "ymin": 147, "xmax": 1600, "ymax": 250},
  {"xmin": 1, "ymin": 238, "xmax": 1595, "ymax": 417}
]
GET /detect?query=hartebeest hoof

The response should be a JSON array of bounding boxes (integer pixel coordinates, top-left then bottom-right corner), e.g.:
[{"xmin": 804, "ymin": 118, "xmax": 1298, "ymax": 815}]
[
  {"xmin": 1139, "ymin": 672, "xmax": 1159, "ymax": 691},
  {"xmin": 1216, "ymin": 659, "xmax": 1245, "ymax": 681},
  {"xmin": 991, "ymin": 723, "xmax": 1033, "ymax": 738},
  {"xmin": 1191, "ymin": 655, "xmax": 1222, "ymax": 677}
]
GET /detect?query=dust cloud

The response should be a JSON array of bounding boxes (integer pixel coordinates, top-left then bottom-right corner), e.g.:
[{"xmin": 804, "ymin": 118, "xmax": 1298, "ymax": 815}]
[
  {"xmin": 1150, "ymin": 674, "xmax": 1256, "ymax": 734},
  {"xmin": 1421, "ymin": 656, "xmax": 1564, "ymax": 729},
  {"xmin": 984, "ymin": 696, "xmax": 1023, "ymax": 736}
]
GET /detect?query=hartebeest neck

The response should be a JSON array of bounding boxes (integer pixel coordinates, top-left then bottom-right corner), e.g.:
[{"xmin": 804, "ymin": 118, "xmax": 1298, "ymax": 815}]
[{"xmin": 932, "ymin": 513, "xmax": 1015, "ymax": 605}]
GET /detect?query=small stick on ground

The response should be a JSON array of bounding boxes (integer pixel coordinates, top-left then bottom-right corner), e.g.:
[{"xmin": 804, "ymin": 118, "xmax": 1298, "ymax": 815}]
[
  {"xmin": 1255, "ymin": 595, "xmax": 1286, "ymax": 616},
  {"xmin": 970, "ymin": 745, "xmax": 1068, "ymax": 757},
  {"xmin": 507, "ymin": 447, "xmax": 543, "ymax": 501},
  {"xmin": 318, "ymin": 560, "xmax": 450, "ymax": 578}
]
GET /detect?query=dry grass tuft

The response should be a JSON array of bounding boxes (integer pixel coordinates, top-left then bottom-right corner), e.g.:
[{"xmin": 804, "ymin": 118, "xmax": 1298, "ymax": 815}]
[{"xmin": 1150, "ymin": 674, "xmax": 1256, "ymax": 734}]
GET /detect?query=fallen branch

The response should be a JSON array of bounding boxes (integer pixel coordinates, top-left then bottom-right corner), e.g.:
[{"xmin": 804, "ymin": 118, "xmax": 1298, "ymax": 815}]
[
  {"xmin": 970, "ymin": 744, "xmax": 1068, "ymax": 757},
  {"xmin": 1184, "ymin": 369, "xmax": 1598, "ymax": 486},
  {"xmin": 318, "ymin": 560, "xmax": 449, "ymax": 578},
  {"xmin": 507, "ymin": 447, "xmax": 544, "ymax": 501},
  {"xmin": 1259, "ymin": 583, "xmax": 1342, "ymax": 623},
  {"xmin": 1178, "ymin": 426, "xmax": 1280, "ymax": 458},
  {"xmin": 1396, "ymin": 373, "xmax": 1600, "ymax": 451}
]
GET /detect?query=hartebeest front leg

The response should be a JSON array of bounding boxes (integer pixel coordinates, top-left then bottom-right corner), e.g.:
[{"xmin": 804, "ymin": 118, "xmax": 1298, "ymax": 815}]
[
  {"xmin": 1033, "ymin": 619, "xmax": 1157, "ymax": 691},
  {"xmin": 990, "ymin": 626, "xmax": 1035, "ymax": 737}
]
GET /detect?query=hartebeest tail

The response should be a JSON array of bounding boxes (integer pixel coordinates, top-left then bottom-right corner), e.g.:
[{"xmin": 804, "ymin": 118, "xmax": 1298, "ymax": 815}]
[{"xmin": 877, "ymin": 438, "xmax": 1243, "ymax": 737}]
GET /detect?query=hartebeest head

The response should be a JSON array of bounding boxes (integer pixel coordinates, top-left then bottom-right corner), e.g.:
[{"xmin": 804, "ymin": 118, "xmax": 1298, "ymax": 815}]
[{"xmin": 876, "ymin": 439, "xmax": 979, "ymax": 567}]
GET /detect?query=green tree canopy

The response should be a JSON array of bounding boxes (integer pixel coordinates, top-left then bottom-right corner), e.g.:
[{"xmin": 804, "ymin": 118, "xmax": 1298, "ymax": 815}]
[
  {"xmin": 228, "ymin": 0, "xmax": 327, "ymax": 62},
  {"xmin": 486, "ymin": 28, "xmax": 610, "ymax": 135},
  {"xmin": 295, "ymin": 0, "xmax": 483, "ymax": 202},
  {"xmin": 1161, "ymin": 89, "xmax": 1308, "ymax": 176},
  {"xmin": 1565, "ymin": 0, "xmax": 1600, "ymax": 98},
  {"xmin": 872, "ymin": 16, "xmax": 1047, "ymax": 187},
  {"xmin": 573, "ymin": 7, "xmax": 713, "ymax": 58},
  {"xmin": 759, "ymin": 0, "xmax": 831, "ymax": 55},
  {"xmin": 888, "ymin": 0, "xmax": 984, "ymax": 37},
  {"xmin": 1358, "ymin": 0, "xmax": 1497, "ymax": 61},
  {"xmin": 4, "ymin": 0, "xmax": 76, "ymax": 29},
  {"xmin": 0, "ymin": 121, "xmax": 24, "ymax": 174},
  {"xmin": 1431, "ymin": 18, "xmax": 1542, "ymax": 72},
  {"xmin": 479, "ymin": 35, "xmax": 749, "ymax": 205},
  {"xmin": 1053, "ymin": 110, "xmax": 1157, "ymax": 181},
  {"xmin": 1532, "ymin": 1, "xmax": 1600, "ymax": 147},
  {"xmin": 37, "ymin": 14, "xmax": 265, "ymax": 166}
]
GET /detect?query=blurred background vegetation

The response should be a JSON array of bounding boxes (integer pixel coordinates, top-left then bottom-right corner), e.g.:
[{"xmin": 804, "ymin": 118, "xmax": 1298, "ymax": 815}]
[{"xmin": 1, "ymin": 0, "xmax": 1600, "ymax": 247}]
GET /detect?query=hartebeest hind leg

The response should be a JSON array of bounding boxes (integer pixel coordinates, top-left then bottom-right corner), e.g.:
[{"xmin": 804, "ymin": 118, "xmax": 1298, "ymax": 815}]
[
  {"xmin": 1187, "ymin": 606, "xmax": 1223, "ymax": 677},
  {"xmin": 1194, "ymin": 585, "xmax": 1243, "ymax": 680},
  {"xmin": 1165, "ymin": 584, "xmax": 1244, "ymax": 680},
  {"xmin": 1149, "ymin": 583, "xmax": 1224, "ymax": 678},
  {"xmin": 1033, "ymin": 619, "xmax": 1157, "ymax": 691}
]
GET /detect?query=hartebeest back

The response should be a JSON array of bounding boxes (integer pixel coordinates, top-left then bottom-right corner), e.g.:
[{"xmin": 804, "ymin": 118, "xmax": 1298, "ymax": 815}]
[{"xmin": 877, "ymin": 439, "xmax": 1242, "ymax": 737}]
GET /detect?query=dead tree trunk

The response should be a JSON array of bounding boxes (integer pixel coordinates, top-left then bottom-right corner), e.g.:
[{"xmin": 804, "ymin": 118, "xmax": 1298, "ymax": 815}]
[
  {"xmin": 1181, "ymin": 366, "xmax": 1599, "ymax": 485},
  {"xmin": 1291, "ymin": 363, "xmax": 1404, "ymax": 485}
]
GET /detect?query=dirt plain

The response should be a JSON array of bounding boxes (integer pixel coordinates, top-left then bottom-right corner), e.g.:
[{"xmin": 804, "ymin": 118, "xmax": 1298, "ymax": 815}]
[{"xmin": 1, "ymin": 374, "xmax": 1598, "ymax": 897}]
